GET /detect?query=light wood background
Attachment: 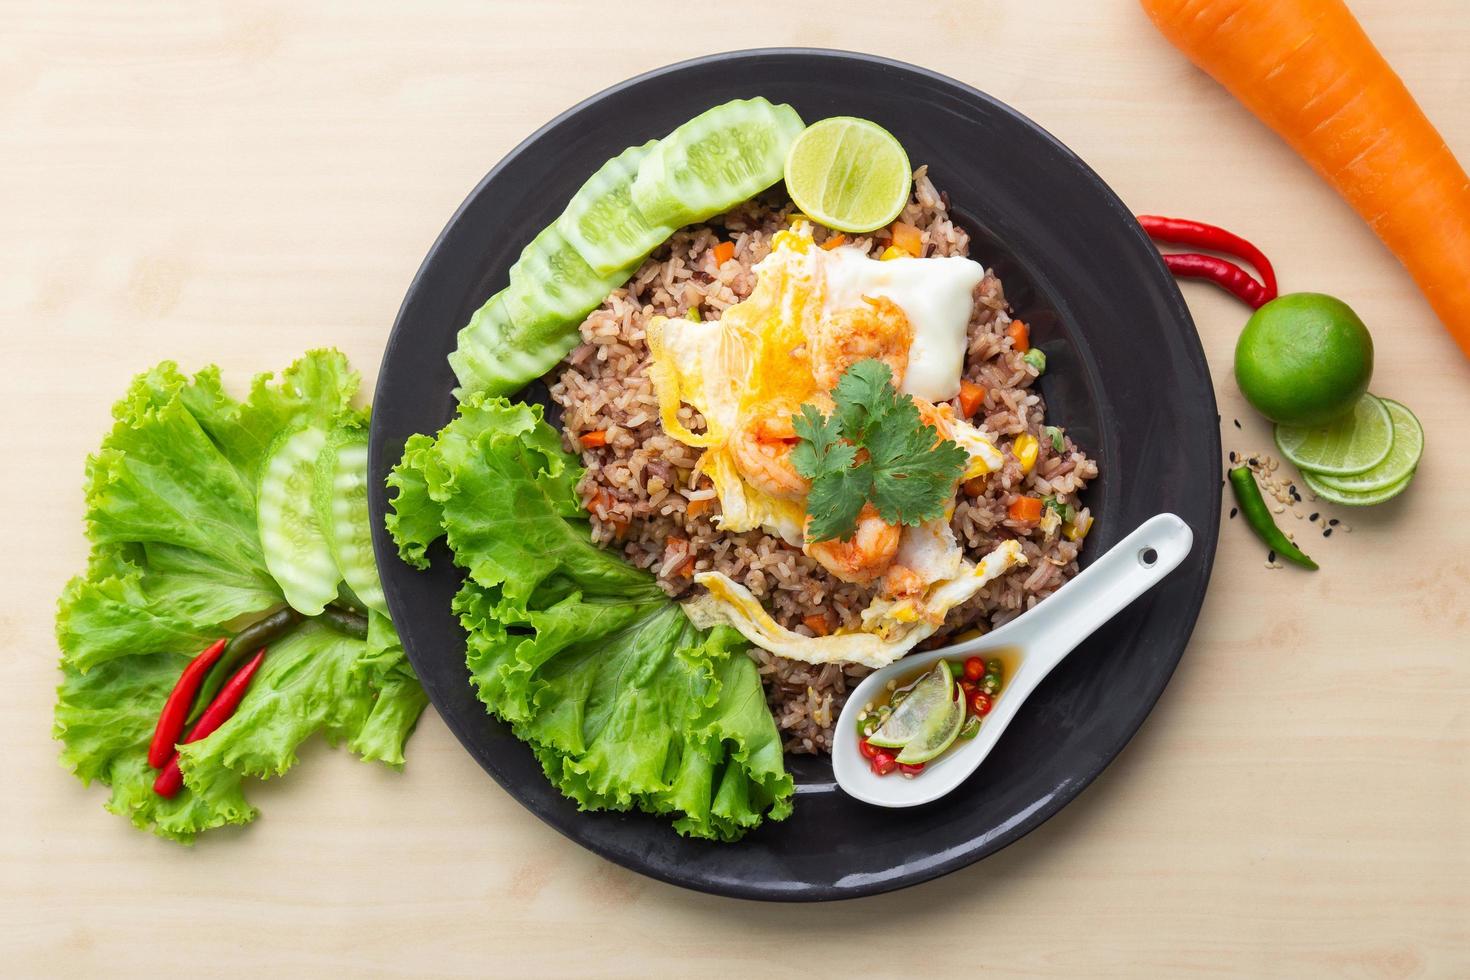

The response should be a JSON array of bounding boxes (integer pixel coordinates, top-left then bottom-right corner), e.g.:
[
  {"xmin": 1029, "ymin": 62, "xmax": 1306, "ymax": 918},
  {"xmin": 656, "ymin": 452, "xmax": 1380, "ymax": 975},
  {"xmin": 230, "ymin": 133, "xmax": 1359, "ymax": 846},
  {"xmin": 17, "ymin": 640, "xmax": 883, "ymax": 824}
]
[{"xmin": 4, "ymin": 2, "xmax": 1467, "ymax": 976}]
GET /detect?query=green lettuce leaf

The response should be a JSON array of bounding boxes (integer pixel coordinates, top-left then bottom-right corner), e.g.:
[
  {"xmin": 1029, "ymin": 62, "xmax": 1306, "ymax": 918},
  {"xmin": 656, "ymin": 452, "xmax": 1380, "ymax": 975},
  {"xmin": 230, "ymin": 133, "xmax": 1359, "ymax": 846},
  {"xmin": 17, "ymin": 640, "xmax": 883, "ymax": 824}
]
[
  {"xmin": 55, "ymin": 351, "xmax": 426, "ymax": 842},
  {"xmin": 387, "ymin": 394, "xmax": 792, "ymax": 841}
]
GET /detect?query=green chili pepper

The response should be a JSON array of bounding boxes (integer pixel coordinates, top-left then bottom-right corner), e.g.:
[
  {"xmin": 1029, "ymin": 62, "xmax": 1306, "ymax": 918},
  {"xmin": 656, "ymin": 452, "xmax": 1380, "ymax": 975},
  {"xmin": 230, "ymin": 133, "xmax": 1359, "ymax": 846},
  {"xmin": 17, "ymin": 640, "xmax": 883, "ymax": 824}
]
[
  {"xmin": 186, "ymin": 606, "xmax": 304, "ymax": 724},
  {"xmin": 1228, "ymin": 466, "xmax": 1318, "ymax": 570},
  {"xmin": 319, "ymin": 604, "xmax": 370, "ymax": 640}
]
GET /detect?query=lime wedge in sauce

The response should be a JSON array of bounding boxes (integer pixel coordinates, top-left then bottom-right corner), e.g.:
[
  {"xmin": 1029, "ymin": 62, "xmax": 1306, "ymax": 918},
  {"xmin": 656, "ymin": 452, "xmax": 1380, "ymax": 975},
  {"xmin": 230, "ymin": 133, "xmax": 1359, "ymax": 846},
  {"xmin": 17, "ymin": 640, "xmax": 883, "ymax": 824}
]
[
  {"xmin": 866, "ymin": 659, "xmax": 953, "ymax": 749},
  {"xmin": 895, "ymin": 686, "xmax": 968, "ymax": 765}
]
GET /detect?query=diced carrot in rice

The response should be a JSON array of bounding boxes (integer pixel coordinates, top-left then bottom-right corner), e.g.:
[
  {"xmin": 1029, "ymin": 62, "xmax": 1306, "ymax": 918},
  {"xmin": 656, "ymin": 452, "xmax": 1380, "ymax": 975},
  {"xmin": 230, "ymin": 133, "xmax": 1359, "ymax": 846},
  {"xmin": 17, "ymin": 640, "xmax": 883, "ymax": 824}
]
[
  {"xmin": 890, "ymin": 221, "xmax": 923, "ymax": 257},
  {"xmin": 802, "ymin": 614, "xmax": 831, "ymax": 637}
]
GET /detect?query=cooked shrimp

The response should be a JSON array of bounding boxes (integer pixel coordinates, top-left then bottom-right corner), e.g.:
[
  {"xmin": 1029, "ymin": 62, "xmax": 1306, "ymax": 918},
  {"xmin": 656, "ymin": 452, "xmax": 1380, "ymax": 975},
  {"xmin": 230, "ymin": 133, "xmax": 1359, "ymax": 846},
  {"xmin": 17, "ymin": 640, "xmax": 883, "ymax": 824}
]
[
  {"xmin": 881, "ymin": 564, "xmax": 926, "ymax": 598},
  {"xmin": 810, "ymin": 295, "xmax": 914, "ymax": 389},
  {"xmin": 730, "ymin": 400, "xmax": 810, "ymax": 500},
  {"xmin": 803, "ymin": 504, "xmax": 901, "ymax": 583}
]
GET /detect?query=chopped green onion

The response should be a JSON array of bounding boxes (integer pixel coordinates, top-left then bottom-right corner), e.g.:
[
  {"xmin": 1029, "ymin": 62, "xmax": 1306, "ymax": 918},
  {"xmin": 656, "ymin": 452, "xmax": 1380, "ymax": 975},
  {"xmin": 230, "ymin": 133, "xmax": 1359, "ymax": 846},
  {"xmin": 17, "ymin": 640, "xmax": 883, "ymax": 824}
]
[
  {"xmin": 1044, "ymin": 425, "xmax": 1064, "ymax": 452},
  {"xmin": 1022, "ymin": 348, "xmax": 1047, "ymax": 374},
  {"xmin": 1043, "ymin": 495, "xmax": 1074, "ymax": 523}
]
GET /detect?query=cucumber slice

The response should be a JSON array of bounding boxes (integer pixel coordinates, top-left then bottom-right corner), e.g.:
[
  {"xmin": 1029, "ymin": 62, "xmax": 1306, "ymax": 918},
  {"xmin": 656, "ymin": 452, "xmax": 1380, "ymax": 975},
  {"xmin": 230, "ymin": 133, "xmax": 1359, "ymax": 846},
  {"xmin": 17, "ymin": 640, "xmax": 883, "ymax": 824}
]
[
  {"xmin": 557, "ymin": 140, "xmax": 673, "ymax": 277},
  {"xmin": 508, "ymin": 225, "xmax": 610, "ymax": 322},
  {"xmin": 258, "ymin": 423, "xmax": 341, "ymax": 616},
  {"xmin": 447, "ymin": 99, "xmax": 800, "ymax": 403},
  {"xmin": 313, "ymin": 424, "xmax": 388, "ymax": 616},
  {"xmin": 631, "ymin": 97, "xmax": 805, "ymax": 227},
  {"xmin": 448, "ymin": 294, "xmax": 526, "ymax": 397},
  {"xmin": 449, "ymin": 286, "xmax": 580, "ymax": 398}
]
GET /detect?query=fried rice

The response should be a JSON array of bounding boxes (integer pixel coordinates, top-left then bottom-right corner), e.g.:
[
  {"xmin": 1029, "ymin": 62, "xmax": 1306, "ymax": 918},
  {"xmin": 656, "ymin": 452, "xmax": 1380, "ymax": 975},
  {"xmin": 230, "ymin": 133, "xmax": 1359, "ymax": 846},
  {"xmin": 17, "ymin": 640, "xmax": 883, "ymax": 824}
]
[{"xmin": 547, "ymin": 167, "xmax": 1097, "ymax": 754}]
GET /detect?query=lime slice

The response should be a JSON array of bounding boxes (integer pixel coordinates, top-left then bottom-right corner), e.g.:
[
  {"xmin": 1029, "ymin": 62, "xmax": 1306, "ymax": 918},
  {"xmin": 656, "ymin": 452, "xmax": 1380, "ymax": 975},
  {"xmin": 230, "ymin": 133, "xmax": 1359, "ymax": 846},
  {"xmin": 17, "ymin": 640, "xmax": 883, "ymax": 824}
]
[
  {"xmin": 866, "ymin": 660, "xmax": 952, "ymax": 749},
  {"xmin": 896, "ymin": 688, "xmax": 967, "ymax": 765},
  {"xmin": 1303, "ymin": 469, "xmax": 1414, "ymax": 507},
  {"xmin": 1311, "ymin": 399, "xmax": 1423, "ymax": 494},
  {"xmin": 783, "ymin": 117, "xmax": 911, "ymax": 234},
  {"xmin": 1274, "ymin": 393, "xmax": 1393, "ymax": 476}
]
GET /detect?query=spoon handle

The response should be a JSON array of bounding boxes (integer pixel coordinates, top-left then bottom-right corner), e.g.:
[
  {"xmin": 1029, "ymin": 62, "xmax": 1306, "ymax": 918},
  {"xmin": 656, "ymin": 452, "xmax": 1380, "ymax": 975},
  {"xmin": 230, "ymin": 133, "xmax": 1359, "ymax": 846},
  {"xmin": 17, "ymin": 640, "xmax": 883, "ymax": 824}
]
[{"xmin": 1014, "ymin": 513, "xmax": 1194, "ymax": 671}]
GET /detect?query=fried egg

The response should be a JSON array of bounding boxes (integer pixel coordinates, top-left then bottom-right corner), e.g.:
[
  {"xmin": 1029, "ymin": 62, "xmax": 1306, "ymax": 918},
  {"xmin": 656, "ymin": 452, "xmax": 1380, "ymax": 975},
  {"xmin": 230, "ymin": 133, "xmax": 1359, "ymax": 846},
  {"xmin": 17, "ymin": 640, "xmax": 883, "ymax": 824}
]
[
  {"xmin": 684, "ymin": 540, "xmax": 1025, "ymax": 669},
  {"xmin": 647, "ymin": 221, "xmax": 1014, "ymax": 664}
]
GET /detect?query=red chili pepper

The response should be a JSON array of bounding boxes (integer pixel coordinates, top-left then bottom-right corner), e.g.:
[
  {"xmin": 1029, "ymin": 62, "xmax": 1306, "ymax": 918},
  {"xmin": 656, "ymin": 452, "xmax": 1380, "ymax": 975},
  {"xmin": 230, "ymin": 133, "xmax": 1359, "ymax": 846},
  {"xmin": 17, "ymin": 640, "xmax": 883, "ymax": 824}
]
[
  {"xmin": 147, "ymin": 639, "xmax": 227, "ymax": 769},
  {"xmin": 1136, "ymin": 215, "xmax": 1278, "ymax": 299},
  {"xmin": 1161, "ymin": 253, "xmax": 1273, "ymax": 309},
  {"xmin": 153, "ymin": 649, "xmax": 266, "ymax": 799}
]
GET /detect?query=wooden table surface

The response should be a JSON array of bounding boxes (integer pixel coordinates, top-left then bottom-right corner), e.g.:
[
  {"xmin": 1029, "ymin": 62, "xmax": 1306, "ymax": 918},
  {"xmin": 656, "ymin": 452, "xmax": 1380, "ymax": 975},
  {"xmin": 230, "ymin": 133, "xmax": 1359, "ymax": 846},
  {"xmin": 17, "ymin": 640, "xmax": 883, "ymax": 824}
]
[{"xmin": 4, "ymin": 2, "xmax": 1468, "ymax": 976}]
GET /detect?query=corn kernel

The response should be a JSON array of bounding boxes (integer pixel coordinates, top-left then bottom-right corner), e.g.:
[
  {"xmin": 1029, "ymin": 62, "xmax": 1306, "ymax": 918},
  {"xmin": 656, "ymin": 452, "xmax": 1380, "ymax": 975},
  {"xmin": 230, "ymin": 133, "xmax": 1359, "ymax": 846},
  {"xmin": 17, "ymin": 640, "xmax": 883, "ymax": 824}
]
[
  {"xmin": 879, "ymin": 245, "xmax": 908, "ymax": 261},
  {"xmin": 1014, "ymin": 433, "xmax": 1039, "ymax": 474},
  {"xmin": 1063, "ymin": 512, "xmax": 1093, "ymax": 541}
]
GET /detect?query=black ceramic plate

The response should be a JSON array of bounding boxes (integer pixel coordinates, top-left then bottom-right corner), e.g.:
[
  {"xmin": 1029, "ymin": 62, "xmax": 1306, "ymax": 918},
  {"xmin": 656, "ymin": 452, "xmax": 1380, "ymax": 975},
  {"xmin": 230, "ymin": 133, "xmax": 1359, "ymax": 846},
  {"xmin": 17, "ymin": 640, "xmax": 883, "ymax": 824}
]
[{"xmin": 369, "ymin": 49, "xmax": 1220, "ymax": 901}]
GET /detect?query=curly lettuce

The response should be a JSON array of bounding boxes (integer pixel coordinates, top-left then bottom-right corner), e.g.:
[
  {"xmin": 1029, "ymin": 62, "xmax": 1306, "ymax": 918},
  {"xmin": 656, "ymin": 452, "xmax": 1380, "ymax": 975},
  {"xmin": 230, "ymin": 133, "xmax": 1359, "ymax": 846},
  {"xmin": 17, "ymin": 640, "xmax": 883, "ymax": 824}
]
[
  {"xmin": 55, "ymin": 351, "xmax": 427, "ymax": 843},
  {"xmin": 387, "ymin": 395, "xmax": 792, "ymax": 841}
]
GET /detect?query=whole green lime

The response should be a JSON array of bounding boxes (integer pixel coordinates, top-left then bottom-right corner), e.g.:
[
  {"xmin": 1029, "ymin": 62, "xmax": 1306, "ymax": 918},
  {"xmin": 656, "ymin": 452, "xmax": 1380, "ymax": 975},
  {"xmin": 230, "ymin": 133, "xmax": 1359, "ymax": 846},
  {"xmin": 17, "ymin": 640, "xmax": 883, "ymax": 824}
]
[{"xmin": 1234, "ymin": 292, "xmax": 1374, "ymax": 426}]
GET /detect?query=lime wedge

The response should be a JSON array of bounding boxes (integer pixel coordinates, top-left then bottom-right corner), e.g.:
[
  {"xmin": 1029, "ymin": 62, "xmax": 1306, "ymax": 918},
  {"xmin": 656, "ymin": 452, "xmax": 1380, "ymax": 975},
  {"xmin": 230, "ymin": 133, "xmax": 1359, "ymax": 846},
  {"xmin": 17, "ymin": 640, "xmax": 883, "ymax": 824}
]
[
  {"xmin": 1310, "ymin": 399, "xmax": 1423, "ymax": 494},
  {"xmin": 1274, "ymin": 394, "xmax": 1392, "ymax": 476},
  {"xmin": 1303, "ymin": 469, "xmax": 1414, "ymax": 507},
  {"xmin": 783, "ymin": 117, "xmax": 911, "ymax": 234},
  {"xmin": 866, "ymin": 660, "xmax": 952, "ymax": 749},
  {"xmin": 896, "ymin": 687, "xmax": 967, "ymax": 765}
]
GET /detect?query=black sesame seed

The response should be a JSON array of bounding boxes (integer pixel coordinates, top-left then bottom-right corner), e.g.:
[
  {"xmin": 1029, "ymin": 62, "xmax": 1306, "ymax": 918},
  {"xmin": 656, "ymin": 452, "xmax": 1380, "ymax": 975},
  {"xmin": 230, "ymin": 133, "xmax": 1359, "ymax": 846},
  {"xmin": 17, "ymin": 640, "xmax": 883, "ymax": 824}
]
[
  {"xmin": 1248, "ymin": 457, "xmax": 1260, "ymax": 467},
  {"xmin": 1233, "ymin": 419, "xmax": 1242, "ymax": 429},
  {"xmin": 1267, "ymin": 550, "xmax": 1277, "ymax": 563},
  {"xmin": 1229, "ymin": 451, "xmax": 1237, "ymax": 463},
  {"xmin": 1324, "ymin": 528, "xmax": 1333, "ymax": 538},
  {"xmin": 1309, "ymin": 512, "xmax": 1320, "ymax": 522},
  {"xmin": 1229, "ymin": 507, "xmax": 1238, "ymax": 519},
  {"xmin": 1329, "ymin": 518, "xmax": 1339, "ymax": 526}
]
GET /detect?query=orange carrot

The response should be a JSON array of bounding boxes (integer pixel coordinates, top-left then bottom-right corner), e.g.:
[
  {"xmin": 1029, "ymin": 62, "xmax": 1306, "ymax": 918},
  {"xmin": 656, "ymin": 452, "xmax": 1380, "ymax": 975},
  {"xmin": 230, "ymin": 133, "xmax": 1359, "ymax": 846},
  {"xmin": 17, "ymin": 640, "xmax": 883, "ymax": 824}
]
[
  {"xmin": 821, "ymin": 233, "xmax": 848, "ymax": 251},
  {"xmin": 958, "ymin": 380, "xmax": 987, "ymax": 418},
  {"xmin": 580, "ymin": 429, "xmax": 608, "ymax": 448},
  {"xmin": 1008, "ymin": 496, "xmax": 1043, "ymax": 523},
  {"xmin": 1139, "ymin": 0, "xmax": 1470, "ymax": 358},
  {"xmin": 1007, "ymin": 320, "xmax": 1030, "ymax": 353},
  {"xmin": 712, "ymin": 241, "xmax": 735, "ymax": 266},
  {"xmin": 685, "ymin": 496, "xmax": 711, "ymax": 518},
  {"xmin": 890, "ymin": 221, "xmax": 923, "ymax": 257},
  {"xmin": 802, "ymin": 614, "xmax": 831, "ymax": 637}
]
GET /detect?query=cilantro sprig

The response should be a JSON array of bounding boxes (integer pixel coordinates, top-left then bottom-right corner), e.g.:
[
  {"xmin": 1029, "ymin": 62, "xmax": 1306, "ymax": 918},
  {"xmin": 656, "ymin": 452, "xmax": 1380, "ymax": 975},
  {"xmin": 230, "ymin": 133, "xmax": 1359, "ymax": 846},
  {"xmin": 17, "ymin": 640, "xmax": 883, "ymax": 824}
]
[{"xmin": 792, "ymin": 360, "xmax": 969, "ymax": 541}]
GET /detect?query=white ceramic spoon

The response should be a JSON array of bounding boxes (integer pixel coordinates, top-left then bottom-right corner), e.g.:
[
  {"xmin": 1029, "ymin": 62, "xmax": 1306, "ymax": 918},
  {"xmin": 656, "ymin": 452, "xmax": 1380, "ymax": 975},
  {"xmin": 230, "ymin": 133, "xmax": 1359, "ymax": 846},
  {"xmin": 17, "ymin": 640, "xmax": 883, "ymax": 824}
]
[{"xmin": 832, "ymin": 512, "xmax": 1194, "ymax": 807}]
